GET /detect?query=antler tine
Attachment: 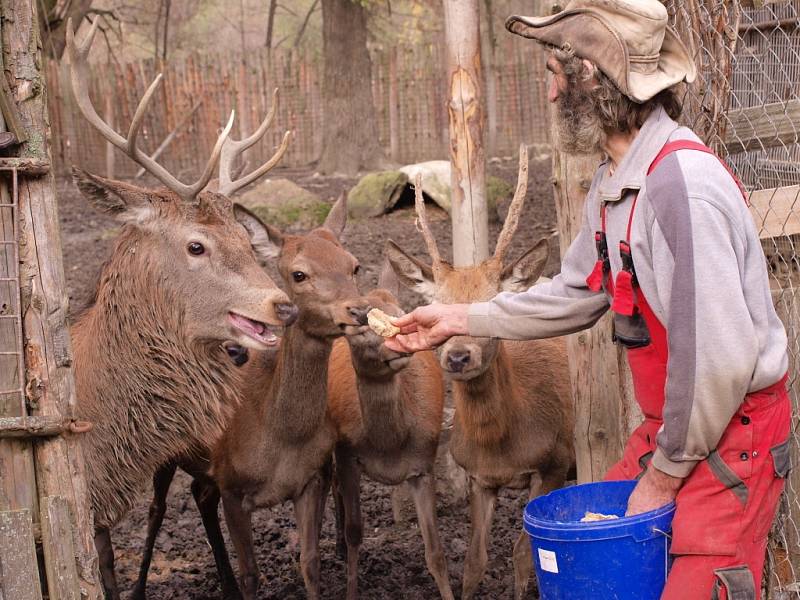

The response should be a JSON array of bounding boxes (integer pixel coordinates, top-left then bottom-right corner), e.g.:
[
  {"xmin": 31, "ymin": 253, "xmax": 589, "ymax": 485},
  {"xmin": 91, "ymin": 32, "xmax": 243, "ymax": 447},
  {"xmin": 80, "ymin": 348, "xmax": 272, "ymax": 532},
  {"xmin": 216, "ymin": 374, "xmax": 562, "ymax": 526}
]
[
  {"xmin": 65, "ymin": 18, "xmax": 234, "ymax": 202},
  {"xmin": 217, "ymin": 88, "xmax": 291, "ymax": 197},
  {"xmin": 413, "ymin": 173, "xmax": 443, "ymax": 267},
  {"xmin": 494, "ymin": 144, "xmax": 529, "ymax": 262}
]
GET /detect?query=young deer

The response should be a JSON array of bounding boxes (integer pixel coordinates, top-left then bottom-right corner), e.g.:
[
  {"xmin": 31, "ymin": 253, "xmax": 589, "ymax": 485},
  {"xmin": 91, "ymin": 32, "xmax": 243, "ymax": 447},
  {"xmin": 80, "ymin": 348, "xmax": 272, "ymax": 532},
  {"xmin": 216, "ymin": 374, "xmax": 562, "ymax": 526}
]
[
  {"xmin": 386, "ymin": 152, "xmax": 574, "ymax": 600},
  {"xmin": 64, "ymin": 20, "xmax": 297, "ymax": 600},
  {"xmin": 327, "ymin": 264, "xmax": 453, "ymax": 600}
]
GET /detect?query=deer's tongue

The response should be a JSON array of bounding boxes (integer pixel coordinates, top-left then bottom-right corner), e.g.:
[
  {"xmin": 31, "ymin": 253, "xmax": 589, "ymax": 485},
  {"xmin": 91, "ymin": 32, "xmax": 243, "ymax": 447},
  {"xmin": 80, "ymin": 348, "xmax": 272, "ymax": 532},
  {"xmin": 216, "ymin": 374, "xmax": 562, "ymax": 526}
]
[{"xmin": 228, "ymin": 313, "xmax": 279, "ymax": 346}]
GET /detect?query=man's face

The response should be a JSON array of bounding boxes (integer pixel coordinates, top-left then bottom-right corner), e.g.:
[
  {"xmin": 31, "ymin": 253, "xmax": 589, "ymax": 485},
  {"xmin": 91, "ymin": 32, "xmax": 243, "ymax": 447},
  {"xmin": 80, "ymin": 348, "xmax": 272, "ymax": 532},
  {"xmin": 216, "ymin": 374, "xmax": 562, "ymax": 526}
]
[{"xmin": 546, "ymin": 52, "xmax": 607, "ymax": 155}]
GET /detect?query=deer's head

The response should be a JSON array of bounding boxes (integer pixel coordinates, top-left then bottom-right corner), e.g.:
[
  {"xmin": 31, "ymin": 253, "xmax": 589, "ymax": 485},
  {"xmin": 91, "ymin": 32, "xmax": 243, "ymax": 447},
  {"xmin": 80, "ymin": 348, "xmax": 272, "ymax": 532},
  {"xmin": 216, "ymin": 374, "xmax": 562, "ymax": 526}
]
[
  {"xmin": 255, "ymin": 194, "xmax": 372, "ymax": 339},
  {"xmin": 388, "ymin": 147, "xmax": 549, "ymax": 380},
  {"xmin": 67, "ymin": 19, "xmax": 298, "ymax": 351}
]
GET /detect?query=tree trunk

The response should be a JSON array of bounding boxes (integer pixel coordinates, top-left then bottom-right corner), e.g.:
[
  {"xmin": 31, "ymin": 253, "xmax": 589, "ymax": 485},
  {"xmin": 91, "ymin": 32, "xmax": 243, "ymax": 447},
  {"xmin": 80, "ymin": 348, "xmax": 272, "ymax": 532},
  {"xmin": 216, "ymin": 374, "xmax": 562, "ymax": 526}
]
[
  {"xmin": 2, "ymin": 0, "xmax": 102, "ymax": 596},
  {"xmin": 38, "ymin": 0, "xmax": 94, "ymax": 60},
  {"xmin": 265, "ymin": 0, "xmax": 277, "ymax": 49},
  {"xmin": 318, "ymin": 0, "xmax": 384, "ymax": 175},
  {"xmin": 443, "ymin": 0, "xmax": 488, "ymax": 266},
  {"xmin": 481, "ymin": 0, "xmax": 498, "ymax": 157}
]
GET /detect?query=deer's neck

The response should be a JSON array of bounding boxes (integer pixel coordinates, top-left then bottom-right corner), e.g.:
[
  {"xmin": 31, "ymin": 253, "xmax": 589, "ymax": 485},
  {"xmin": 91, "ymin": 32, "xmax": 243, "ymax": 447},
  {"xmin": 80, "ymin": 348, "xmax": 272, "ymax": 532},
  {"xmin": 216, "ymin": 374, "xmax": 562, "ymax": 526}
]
[
  {"xmin": 71, "ymin": 242, "xmax": 238, "ymax": 527},
  {"xmin": 267, "ymin": 326, "xmax": 332, "ymax": 441},
  {"xmin": 353, "ymin": 369, "xmax": 409, "ymax": 451},
  {"xmin": 452, "ymin": 345, "xmax": 514, "ymax": 447}
]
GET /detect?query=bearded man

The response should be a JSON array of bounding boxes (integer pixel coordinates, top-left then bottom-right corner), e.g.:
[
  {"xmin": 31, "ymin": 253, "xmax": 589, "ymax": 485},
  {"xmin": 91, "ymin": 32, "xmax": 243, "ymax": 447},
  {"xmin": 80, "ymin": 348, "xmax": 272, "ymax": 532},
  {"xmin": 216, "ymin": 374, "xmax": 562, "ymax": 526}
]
[{"xmin": 385, "ymin": 1, "xmax": 791, "ymax": 598}]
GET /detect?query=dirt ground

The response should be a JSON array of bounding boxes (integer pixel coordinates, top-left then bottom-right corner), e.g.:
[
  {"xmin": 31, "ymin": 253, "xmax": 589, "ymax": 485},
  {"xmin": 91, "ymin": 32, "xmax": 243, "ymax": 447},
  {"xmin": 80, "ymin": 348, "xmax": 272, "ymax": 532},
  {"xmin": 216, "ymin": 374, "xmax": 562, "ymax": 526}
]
[{"xmin": 59, "ymin": 155, "xmax": 560, "ymax": 599}]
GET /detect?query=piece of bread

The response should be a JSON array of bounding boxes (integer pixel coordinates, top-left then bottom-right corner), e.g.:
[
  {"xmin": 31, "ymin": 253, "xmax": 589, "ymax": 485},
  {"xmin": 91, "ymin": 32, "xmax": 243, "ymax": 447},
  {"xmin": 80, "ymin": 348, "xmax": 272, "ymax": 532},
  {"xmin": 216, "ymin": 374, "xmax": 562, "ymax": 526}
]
[
  {"xmin": 580, "ymin": 511, "xmax": 619, "ymax": 522},
  {"xmin": 367, "ymin": 308, "xmax": 400, "ymax": 338}
]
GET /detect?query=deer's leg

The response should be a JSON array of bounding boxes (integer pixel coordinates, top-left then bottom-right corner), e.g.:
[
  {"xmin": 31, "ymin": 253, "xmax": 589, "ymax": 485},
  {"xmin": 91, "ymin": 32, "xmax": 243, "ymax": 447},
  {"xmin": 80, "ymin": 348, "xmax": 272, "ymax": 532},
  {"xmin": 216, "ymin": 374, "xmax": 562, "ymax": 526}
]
[
  {"xmin": 190, "ymin": 476, "xmax": 241, "ymax": 600},
  {"xmin": 335, "ymin": 449, "xmax": 363, "ymax": 600},
  {"xmin": 513, "ymin": 468, "xmax": 567, "ymax": 600},
  {"xmin": 332, "ymin": 464, "xmax": 347, "ymax": 559},
  {"xmin": 407, "ymin": 473, "xmax": 454, "ymax": 600},
  {"xmin": 461, "ymin": 479, "xmax": 498, "ymax": 600},
  {"xmin": 293, "ymin": 466, "xmax": 330, "ymax": 600},
  {"xmin": 130, "ymin": 462, "xmax": 178, "ymax": 600},
  {"xmin": 95, "ymin": 526, "xmax": 120, "ymax": 600},
  {"xmin": 221, "ymin": 490, "xmax": 259, "ymax": 600}
]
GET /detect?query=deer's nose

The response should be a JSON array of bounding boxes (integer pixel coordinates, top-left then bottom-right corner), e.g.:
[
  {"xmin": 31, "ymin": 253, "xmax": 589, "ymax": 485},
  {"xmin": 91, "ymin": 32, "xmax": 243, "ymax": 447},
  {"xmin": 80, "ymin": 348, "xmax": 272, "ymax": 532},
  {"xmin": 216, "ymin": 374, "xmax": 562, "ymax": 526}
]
[
  {"xmin": 223, "ymin": 342, "xmax": 250, "ymax": 367},
  {"xmin": 276, "ymin": 303, "xmax": 299, "ymax": 326},
  {"xmin": 348, "ymin": 305, "xmax": 370, "ymax": 326},
  {"xmin": 446, "ymin": 350, "xmax": 471, "ymax": 373}
]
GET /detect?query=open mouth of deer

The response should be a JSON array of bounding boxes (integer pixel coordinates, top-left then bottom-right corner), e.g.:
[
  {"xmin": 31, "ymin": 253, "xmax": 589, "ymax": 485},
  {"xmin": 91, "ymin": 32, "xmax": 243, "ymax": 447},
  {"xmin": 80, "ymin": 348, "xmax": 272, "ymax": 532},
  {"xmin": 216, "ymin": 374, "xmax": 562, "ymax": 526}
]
[{"xmin": 228, "ymin": 312, "xmax": 282, "ymax": 347}]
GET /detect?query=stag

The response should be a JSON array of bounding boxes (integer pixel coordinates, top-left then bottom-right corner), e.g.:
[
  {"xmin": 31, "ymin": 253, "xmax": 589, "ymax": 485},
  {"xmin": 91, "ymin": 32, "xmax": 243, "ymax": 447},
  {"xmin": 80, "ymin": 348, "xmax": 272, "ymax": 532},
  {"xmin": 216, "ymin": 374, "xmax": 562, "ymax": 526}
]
[
  {"xmin": 327, "ymin": 264, "xmax": 453, "ymax": 599},
  {"xmin": 386, "ymin": 148, "xmax": 575, "ymax": 599},
  {"xmin": 64, "ymin": 19, "xmax": 297, "ymax": 599}
]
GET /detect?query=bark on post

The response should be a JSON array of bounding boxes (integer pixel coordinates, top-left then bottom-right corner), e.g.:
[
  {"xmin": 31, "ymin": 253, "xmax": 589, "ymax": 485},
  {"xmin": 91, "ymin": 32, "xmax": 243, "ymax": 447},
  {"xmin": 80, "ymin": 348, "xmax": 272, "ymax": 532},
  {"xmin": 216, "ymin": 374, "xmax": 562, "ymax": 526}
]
[
  {"xmin": 551, "ymin": 150, "xmax": 639, "ymax": 483},
  {"xmin": 443, "ymin": 0, "xmax": 488, "ymax": 266},
  {"xmin": 1, "ymin": 1, "xmax": 102, "ymax": 597}
]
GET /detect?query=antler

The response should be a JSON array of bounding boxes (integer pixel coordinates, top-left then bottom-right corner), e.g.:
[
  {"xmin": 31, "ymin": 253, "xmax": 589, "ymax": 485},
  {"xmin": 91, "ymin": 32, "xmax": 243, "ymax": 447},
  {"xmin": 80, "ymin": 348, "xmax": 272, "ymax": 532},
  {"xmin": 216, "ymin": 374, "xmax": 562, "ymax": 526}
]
[
  {"xmin": 218, "ymin": 88, "xmax": 291, "ymax": 197},
  {"xmin": 413, "ymin": 173, "xmax": 444, "ymax": 270},
  {"xmin": 65, "ymin": 18, "xmax": 234, "ymax": 201},
  {"xmin": 493, "ymin": 144, "xmax": 529, "ymax": 262}
]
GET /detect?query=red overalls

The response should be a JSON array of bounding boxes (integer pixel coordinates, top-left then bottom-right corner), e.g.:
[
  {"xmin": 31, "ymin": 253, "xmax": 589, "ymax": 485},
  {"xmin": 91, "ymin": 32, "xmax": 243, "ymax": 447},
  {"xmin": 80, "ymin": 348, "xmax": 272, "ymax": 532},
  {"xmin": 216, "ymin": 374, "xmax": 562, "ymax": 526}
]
[{"xmin": 588, "ymin": 141, "xmax": 792, "ymax": 600}]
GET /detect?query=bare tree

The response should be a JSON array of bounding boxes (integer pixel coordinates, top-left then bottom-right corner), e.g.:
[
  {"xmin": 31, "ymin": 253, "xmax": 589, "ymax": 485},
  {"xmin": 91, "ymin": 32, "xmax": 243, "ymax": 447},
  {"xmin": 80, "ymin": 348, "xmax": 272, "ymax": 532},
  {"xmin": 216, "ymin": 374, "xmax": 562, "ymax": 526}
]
[
  {"xmin": 38, "ymin": 0, "xmax": 95, "ymax": 59},
  {"xmin": 265, "ymin": 0, "xmax": 278, "ymax": 48},
  {"xmin": 318, "ymin": 0, "xmax": 385, "ymax": 175}
]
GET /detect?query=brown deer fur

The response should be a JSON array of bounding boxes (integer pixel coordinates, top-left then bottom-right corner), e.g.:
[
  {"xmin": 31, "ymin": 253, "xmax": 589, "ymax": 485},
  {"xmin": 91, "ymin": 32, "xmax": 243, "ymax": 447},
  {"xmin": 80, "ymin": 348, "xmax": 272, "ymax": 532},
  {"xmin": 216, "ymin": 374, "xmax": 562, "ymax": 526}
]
[
  {"xmin": 385, "ymin": 153, "xmax": 574, "ymax": 600},
  {"xmin": 326, "ymin": 269, "xmax": 454, "ymax": 599},
  {"xmin": 69, "ymin": 171, "xmax": 296, "ymax": 598}
]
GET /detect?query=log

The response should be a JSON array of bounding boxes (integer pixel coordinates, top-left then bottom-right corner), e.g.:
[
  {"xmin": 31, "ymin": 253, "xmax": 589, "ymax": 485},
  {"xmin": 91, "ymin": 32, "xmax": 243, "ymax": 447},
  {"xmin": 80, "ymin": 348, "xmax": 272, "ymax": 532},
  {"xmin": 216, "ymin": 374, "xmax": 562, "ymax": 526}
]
[
  {"xmin": 2, "ymin": 1, "xmax": 102, "ymax": 597},
  {"xmin": 0, "ymin": 157, "xmax": 50, "ymax": 175},
  {"xmin": 0, "ymin": 509, "xmax": 42, "ymax": 600},
  {"xmin": 40, "ymin": 496, "xmax": 80, "ymax": 600},
  {"xmin": 443, "ymin": 0, "xmax": 488, "ymax": 266},
  {"xmin": 724, "ymin": 99, "xmax": 800, "ymax": 155},
  {"xmin": 0, "ymin": 415, "xmax": 86, "ymax": 438}
]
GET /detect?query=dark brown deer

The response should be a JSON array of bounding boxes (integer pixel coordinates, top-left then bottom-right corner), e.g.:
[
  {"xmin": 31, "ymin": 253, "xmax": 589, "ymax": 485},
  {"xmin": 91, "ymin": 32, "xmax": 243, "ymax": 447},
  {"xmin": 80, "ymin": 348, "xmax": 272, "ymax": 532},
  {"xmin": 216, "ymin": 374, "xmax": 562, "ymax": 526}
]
[
  {"xmin": 64, "ymin": 20, "xmax": 297, "ymax": 599},
  {"xmin": 326, "ymin": 264, "xmax": 454, "ymax": 599},
  {"xmin": 386, "ymin": 151, "xmax": 575, "ymax": 600}
]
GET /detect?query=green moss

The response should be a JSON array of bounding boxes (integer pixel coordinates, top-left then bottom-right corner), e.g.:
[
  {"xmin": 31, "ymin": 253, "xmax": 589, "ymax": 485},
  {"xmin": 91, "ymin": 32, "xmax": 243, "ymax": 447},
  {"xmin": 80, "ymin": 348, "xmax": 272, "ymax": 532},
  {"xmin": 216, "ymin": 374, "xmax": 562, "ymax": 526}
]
[
  {"xmin": 249, "ymin": 199, "xmax": 330, "ymax": 229},
  {"xmin": 348, "ymin": 171, "xmax": 409, "ymax": 218},
  {"xmin": 486, "ymin": 175, "xmax": 514, "ymax": 213}
]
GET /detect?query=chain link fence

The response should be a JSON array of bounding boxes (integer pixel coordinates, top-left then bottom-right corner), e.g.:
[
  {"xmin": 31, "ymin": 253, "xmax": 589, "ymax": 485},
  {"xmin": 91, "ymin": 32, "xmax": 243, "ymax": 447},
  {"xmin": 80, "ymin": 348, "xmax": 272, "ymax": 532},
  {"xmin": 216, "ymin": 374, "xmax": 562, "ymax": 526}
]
[{"xmin": 663, "ymin": 0, "xmax": 800, "ymax": 596}]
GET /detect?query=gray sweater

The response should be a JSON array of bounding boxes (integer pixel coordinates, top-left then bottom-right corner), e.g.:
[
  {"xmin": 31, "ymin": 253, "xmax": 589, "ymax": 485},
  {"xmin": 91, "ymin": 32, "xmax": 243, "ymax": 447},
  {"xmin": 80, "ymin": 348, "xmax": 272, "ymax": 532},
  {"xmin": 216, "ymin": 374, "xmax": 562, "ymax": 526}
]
[{"xmin": 468, "ymin": 106, "xmax": 788, "ymax": 478}]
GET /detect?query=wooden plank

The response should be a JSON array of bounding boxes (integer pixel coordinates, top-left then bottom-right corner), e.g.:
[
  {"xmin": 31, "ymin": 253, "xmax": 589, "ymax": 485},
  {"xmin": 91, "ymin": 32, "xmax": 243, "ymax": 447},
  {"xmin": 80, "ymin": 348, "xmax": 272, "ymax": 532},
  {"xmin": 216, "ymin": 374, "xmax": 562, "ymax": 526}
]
[
  {"xmin": 40, "ymin": 496, "xmax": 80, "ymax": 600},
  {"xmin": 0, "ymin": 415, "xmax": 75, "ymax": 438},
  {"xmin": 748, "ymin": 185, "xmax": 800, "ymax": 238},
  {"xmin": 725, "ymin": 99, "xmax": 800, "ymax": 155},
  {"xmin": 0, "ymin": 510, "xmax": 43, "ymax": 600},
  {"xmin": 3, "ymin": 2, "xmax": 102, "ymax": 597}
]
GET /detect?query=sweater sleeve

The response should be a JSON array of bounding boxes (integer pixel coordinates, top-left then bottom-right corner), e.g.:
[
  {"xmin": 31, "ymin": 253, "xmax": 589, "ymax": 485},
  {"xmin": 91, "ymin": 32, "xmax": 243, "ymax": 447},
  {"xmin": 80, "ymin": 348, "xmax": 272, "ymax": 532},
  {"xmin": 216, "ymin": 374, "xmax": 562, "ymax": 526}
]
[
  {"xmin": 467, "ymin": 201, "xmax": 610, "ymax": 340},
  {"xmin": 647, "ymin": 157, "xmax": 759, "ymax": 478}
]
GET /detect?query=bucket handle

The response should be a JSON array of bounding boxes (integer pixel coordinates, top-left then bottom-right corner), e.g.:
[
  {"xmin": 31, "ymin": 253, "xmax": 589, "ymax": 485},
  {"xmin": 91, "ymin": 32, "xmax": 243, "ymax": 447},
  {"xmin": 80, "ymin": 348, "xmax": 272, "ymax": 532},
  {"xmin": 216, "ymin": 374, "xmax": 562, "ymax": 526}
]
[{"xmin": 653, "ymin": 528, "xmax": 672, "ymax": 539}]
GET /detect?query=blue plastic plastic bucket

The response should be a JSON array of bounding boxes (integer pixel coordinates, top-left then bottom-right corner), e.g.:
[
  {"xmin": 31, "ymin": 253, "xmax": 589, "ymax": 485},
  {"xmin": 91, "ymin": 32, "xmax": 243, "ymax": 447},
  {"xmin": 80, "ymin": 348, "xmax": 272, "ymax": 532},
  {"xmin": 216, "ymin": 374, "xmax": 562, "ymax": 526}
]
[{"xmin": 523, "ymin": 480, "xmax": 675, "ymax": 600}]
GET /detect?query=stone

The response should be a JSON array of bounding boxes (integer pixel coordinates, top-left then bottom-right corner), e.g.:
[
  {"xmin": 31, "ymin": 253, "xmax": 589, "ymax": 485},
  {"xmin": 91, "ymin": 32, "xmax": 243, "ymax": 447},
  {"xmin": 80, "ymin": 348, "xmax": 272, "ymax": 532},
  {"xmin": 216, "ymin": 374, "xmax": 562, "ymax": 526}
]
[
  {"xmin": 347, "ymin": 171, "xmax": 409, "ymax": 218},
  {"xmin": 399, "ymin": 161, "xmax": 452, "ymax": 212},
  {"xmin": 235, "ymin": 178, "xmax": 330, "ymax": 230}
]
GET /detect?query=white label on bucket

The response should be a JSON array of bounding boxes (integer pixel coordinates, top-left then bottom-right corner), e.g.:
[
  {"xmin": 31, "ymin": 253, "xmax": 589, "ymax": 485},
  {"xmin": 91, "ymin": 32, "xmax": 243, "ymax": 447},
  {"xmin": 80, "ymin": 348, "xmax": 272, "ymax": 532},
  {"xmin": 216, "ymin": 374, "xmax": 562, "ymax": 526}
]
[{"xmin": 538, "ymin": 549, "xmax": 559, "ymax": 574}]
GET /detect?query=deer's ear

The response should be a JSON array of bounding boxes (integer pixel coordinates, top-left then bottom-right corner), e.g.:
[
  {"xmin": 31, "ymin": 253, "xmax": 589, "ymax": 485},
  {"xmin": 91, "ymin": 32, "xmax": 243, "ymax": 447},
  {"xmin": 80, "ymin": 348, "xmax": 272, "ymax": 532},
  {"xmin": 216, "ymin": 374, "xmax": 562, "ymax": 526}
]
[
  {"xmin": 500, "ymin": 239, "xmax": 550, "ymax": 293},
  {"xmin": 233, "ymin": 204, "xmax": 282, "ymax": 264},
  {"xmin": 323, "ymin": 192, "xmax": 347, "ymax": 239},
  {"xmin": 72, "ymin": 167, "xmax": 156, "ymax": 223},
  {"xmin": 377, "ymin": 258, "xmax": 401, "ymax": 298},
  {"xmin": 385, "ymin": 240, "xmax": 436, "ymax": 302}
]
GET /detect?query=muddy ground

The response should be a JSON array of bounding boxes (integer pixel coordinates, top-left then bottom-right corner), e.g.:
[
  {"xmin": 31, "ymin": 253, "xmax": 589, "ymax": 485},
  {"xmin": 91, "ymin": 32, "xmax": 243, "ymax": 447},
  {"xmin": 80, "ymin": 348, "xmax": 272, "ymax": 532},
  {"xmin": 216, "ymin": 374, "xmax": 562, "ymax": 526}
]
[{"xmin": 59, "ymin": 155, "xmax": 559, "ymax": 599}]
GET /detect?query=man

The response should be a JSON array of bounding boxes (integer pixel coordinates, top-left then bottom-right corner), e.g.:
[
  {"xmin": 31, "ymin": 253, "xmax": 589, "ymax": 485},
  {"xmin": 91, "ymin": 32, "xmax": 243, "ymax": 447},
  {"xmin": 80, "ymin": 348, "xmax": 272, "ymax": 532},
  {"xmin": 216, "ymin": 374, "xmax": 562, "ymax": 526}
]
[{"xmin": 385, "ymin": 1, "xmax": 791, "ymax": 598}]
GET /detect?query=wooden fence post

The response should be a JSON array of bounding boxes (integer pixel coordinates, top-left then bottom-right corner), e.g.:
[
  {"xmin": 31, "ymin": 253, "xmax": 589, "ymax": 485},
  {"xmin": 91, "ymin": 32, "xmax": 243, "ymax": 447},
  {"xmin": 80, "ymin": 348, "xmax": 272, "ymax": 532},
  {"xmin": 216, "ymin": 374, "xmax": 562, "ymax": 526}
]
[
  {"xmin": 551, "ymin": 148, "xmax": 640, "ymax": 482},
  {"xmin": 443, "ymin": 0, "xmax": 488, "ymax": 266},
  {"xmin": 1, "ymin": 1, "xmax": 102, "ymax": 597}
]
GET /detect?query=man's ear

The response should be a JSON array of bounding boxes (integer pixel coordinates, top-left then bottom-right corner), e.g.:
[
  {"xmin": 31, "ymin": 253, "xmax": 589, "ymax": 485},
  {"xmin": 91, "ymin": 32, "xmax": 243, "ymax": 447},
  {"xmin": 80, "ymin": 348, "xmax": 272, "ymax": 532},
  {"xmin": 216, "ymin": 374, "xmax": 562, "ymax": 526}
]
[
  {"xmin": 385, "ymin": 240, "xmax": 437, "ymax": 302},
  {"xmin": 72, "ymin": 167, "xmax": 156, "ymax": 223},
  {"xmin": 233, "ymin": 204, "xmax": 282, "ymax": 265},
  {"xmin": 500, "ymin": 239, "xmax": 549, "ymax": 293},
  {"xmin": 322, "ymin": 192, "xmax": 347, "ymax": 239}
]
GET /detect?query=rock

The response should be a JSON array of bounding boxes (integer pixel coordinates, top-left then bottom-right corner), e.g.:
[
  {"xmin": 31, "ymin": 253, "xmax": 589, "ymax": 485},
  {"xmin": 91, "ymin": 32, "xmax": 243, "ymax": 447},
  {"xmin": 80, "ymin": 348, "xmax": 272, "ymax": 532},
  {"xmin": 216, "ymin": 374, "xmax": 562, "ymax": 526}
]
[
  {"xmin": 347, "ymin": 171, "xmax": 409, "ymax": 218},
  {"xmin": 487, "ymin": 175, "xmax": 515, "ymax": 223},
  {"xmin": 399, "ymin": 161, "xmax": 452, "ymax": 212},
  {"xmin": 236, "ymin": 178, "xmax": 330, "ymax": 230}
]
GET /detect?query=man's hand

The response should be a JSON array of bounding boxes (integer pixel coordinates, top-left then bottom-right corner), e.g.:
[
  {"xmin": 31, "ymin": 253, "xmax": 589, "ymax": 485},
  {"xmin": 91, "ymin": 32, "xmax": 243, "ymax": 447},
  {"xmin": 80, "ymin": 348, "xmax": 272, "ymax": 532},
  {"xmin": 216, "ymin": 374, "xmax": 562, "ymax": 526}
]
[
  {"xmin": 383, "ymin": 303, "xmax": 470, "ymax": 353},
  {"xmin": 625, "ymin": 467, "xmax": 683, "ymax": 516}
]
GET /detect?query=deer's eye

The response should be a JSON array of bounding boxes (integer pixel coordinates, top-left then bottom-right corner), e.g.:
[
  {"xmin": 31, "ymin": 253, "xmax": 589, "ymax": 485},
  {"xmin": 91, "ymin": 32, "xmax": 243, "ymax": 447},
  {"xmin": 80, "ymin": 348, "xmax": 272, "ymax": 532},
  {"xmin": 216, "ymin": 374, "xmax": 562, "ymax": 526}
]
[
  {"xmin": 292, "ymin": 271, "xmax": 307, "ymax": 282},
  {"xmin": 187, "ymin": 242, "xmax": 205, "ymax": 256}
]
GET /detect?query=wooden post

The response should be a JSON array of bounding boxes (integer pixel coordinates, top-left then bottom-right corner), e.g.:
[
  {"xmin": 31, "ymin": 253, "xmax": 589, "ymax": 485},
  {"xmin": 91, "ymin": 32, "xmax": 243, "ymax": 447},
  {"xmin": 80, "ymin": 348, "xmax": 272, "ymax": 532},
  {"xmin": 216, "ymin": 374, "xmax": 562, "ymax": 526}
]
[
  {"xmin": 1, "ymin": 1, "xmax": 102, "ymax": 597},
  {"xmin": 388, "ymin": 48, "xmax": 399, "ymax": 163},
  {"xmin": 551, "ymin": 150, "xmax": 639, "ymax": 482},
  {"xmin": 443, "ymin": 0, "xmax": 488, "ymax": 266}
]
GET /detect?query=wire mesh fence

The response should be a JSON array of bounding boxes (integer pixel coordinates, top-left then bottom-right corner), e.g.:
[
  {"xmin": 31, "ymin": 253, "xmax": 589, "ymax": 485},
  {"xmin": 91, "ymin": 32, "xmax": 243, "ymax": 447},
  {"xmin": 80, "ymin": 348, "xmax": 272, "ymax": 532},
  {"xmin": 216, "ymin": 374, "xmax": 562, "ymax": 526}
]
[{"xmin": 662, "ymin": 0, "xmax": 800, "ymax": 596}]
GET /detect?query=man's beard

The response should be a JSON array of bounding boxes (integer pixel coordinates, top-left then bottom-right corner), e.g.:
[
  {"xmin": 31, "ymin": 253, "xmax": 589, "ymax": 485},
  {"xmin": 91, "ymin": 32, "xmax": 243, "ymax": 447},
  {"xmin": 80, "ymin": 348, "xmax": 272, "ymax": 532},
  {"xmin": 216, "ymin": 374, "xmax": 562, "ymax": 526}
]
[{"xmin": 555, "ymin": 84, "xmax": 607, "ymax": 155}]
